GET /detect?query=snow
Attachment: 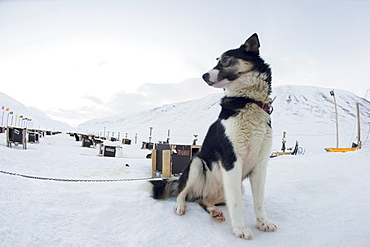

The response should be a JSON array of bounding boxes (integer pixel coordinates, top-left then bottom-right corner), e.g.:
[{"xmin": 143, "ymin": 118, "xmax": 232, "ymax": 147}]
[
  {"xmin": 1, "ymin": 86, "xmax": 370, "ymax": 246},
  {"xmin": 1, "ymin": 128, "xmax": 370, "ymax": 246},
  {"xmin": 0, "ymin": 134, "xmax": 370, "ymax": 246}
]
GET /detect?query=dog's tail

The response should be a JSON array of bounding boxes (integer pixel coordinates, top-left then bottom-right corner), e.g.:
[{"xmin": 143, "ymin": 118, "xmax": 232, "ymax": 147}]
[{"xmin": 149, "ymin": 178, "xmax": 180, "ymax": 199}]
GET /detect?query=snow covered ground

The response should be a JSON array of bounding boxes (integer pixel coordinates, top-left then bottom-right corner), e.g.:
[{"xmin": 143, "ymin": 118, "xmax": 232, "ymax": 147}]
[{"xmin": 1, "ymin": 131, "xmax": 370, "ymax": 246}]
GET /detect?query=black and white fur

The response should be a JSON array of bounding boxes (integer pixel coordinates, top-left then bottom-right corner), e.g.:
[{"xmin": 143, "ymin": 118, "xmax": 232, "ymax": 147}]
[{"xmin": 149, "ymin": 33, "xmax": 277, "ymax": 240}]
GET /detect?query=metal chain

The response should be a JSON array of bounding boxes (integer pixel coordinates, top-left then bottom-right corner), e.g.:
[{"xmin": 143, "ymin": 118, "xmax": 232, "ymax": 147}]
[{"xmin": 0, "ymin": 170, "xmax": 163, "ymax": 182}]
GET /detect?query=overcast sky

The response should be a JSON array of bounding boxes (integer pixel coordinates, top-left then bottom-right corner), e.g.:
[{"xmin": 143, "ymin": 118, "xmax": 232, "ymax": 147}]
[{"xmin": 1, "ymin": 0, "xmax": 369, "ymax": 126}]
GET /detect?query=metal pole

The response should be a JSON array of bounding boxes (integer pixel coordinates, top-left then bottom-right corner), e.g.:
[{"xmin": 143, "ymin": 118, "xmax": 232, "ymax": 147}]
[
  {"xmin": 167, "ymin": 129, "xmax": 170, "ymax": 143},
  {"xmin": 330, "ymin": 90, "xmax": 339, "ymax": 148},
  {"xmin": 281, "ymin": 131, "xmax": 286, "ymax": 152},
  {"xmin": 334, "ymin": 94, "xmax": 339, "ymax": 148},
  {"xmin": 149, "ymin": 127, "xmax": 153, "ymax": 143},
  {"xmin": 356, "ymin": 103, "xmax": 361, "ymax": 149}
]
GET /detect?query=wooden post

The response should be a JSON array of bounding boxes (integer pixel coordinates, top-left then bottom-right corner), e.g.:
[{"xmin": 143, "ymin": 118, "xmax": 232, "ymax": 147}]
[
  {"xmin": 6, "ymin": 127, "xmax": 10, "ymax": 148},
  {"xmin": 162, "ymin": 149, "xmax": 172, "ymax": 178},
  {"xmin": 23, "ymin": 129, "xmax": 27, "ymax": 150},
  {"xmin": 356, "ymin": 103, "xmax": 362, "ymax": 149},
  {"xmin": 151, "ymin": 149, "xmax": 157, "ymax": 178}
]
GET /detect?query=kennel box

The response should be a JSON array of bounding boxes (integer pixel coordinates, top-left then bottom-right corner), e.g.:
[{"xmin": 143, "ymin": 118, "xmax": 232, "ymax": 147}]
[
  {"xmin": 99, "ymin": 144, "xmax": 123, "ymax": 157},
  {"xmin": 122, "ymin": 138, "xmax": 132, "ymax": 145},
  {"xmin": 82, "ymin": 137, "xmax": 93, "ymax": 147},
  {"xmin": 141, "ymin": 141, "xmax": 154, "ymax": 150},
  {"xmin": 6, "ymin": 126, "xmax": 27, "ymax": 149},
  {"xmin": 104, "ymin": 145, "xmax": 116, "ymax": 157},
  {"xmin": 28, "ymin": 132, "xmax": 40, "ymax": 143},
  {"xmin": 151, "ymin": 144, "xmax": 201, "ymax": 178}
]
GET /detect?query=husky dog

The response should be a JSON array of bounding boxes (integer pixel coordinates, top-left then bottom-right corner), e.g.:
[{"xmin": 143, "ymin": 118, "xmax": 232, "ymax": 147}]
[{"xmin": 150, "ymin": 33, "xmax": 277, "ymax": 240}]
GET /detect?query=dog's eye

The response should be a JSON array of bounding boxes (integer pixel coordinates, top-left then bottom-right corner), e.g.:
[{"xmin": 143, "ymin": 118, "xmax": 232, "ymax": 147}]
[{"xmin": 221, "ymin": 56, "xmax": 230, "ymax": 66}]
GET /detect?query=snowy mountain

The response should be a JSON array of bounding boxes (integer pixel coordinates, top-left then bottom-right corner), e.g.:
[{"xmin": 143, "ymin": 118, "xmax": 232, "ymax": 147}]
[
  {"xmin": 1, "ymin": 85, "xmax": 369, "ymax": 154},
  {"xmin": 0, "ymin": 92, "xmax": 71, "ymax": 131},
  {"xmin": 78, "ymin": 85, "xmax": 370, "ymax": 154}
]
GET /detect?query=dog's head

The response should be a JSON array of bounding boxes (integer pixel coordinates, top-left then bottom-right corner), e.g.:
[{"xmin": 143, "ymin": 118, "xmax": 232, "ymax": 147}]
[{"xmin": 202, "ymin": 33, "xmax": 270, "ymax": 90}]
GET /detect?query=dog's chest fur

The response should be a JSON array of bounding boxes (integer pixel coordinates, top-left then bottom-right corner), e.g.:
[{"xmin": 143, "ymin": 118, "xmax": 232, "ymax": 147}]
[{"xmin": 220, "ymin": 97, "xmax": 272, "ymax": 177}]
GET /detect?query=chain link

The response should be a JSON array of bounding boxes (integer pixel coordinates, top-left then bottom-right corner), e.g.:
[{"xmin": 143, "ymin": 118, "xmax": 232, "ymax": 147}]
[{"xmin": 0, "ymin": 170, "xmax": 164, "ymax": 182}]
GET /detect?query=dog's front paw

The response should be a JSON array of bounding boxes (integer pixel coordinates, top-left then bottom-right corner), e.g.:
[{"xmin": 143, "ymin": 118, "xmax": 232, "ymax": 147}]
[
  {"xmin": 256, "ymin": 218, "xmax": 277, "ymax": 232},
  {"xmin": 174, "ymin": 203, "xmax": 186, "ymax": 215},
  {"xmin": 232, "ymin": 226, "xmax": 254, "ymax": 240}
]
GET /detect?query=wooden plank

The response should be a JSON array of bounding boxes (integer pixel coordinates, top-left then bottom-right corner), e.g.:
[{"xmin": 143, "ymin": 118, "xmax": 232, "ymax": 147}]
[
  {"xmin": 162, "ymin": 149, "xmax": 172, "ymax": 178},
  {"xmin": 271, "ymin": 151, "xmax": 292, "ymax": 156},
  {"xmin": 151, "ymin": 149, "xmax": 157, "ymax": 178},
  {"xmin": 324, "ymin": 147, "xmax": 357, "ymax": 152}
]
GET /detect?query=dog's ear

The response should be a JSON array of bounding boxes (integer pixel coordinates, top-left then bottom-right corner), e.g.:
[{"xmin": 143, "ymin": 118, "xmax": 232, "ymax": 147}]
[{"xmin": 243, "ymin": 33, "xmax": 260, "ymax": 55}]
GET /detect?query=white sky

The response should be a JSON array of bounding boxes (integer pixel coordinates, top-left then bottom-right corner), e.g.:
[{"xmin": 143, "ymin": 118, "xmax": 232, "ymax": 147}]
[{"xmin": 0, "ymin": 0, "xmax": 369, "ymax": 126}]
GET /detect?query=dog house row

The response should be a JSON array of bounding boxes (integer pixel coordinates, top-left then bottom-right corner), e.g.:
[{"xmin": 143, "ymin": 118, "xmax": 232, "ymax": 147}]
[{"xmin": 5, "ymin": 127, "xmax": 46, "ymax": 149}]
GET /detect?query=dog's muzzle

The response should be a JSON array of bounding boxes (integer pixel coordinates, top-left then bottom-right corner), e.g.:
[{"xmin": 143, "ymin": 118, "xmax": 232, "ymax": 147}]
[
  {"xmin": 202, "ymin": 69, "xmax": 219, "ymax": 86},
  {"xmin": 202, "ymin": 73, "xmax": 211, "ymax": 84}
]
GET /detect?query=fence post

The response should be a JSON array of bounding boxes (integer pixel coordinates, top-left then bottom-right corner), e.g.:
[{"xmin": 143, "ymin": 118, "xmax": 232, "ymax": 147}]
[
  {"xmin": 151, "ymin": 150, "xmax": 157, "ymax": 178},
  {"xmin": 162, "ymin": 150, "xmax": 172, "ymax": 178}
]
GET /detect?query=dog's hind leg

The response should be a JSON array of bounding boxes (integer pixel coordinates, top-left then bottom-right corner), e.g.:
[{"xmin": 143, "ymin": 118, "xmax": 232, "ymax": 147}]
[
  {"xmin": 249, "ymin": 160, "xmax": 277, "ymax": 232},
  {"xmin": 174, "ymin": 157, "xmax": 204, "ymax": 215},
  {"xmin": 198, "ymin": 199, "xmax": 226, "ymax": 222},
  {"xmin": 222, "ymin": 161, "xmax": 254, "ymax": 240}
]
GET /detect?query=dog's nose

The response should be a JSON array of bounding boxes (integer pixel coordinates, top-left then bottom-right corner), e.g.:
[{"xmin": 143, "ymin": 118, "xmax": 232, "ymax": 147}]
[{"xmin": 202, "ymin": 73, "xmax": 210, "ymax": 82}]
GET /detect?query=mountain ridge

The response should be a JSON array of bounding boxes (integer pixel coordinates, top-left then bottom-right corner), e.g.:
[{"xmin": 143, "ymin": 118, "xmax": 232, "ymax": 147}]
[
  {"xmin": 0, "ymin": 92, "xmax": 71, "ymax": 131},
  {"xmin": 1, "ymin": 85, "xmax": 368, "ymax": 153},
  {"xmin": 77, "ymin": 85, "xmax": 370, "ymax": 153}
]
